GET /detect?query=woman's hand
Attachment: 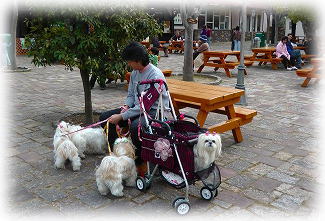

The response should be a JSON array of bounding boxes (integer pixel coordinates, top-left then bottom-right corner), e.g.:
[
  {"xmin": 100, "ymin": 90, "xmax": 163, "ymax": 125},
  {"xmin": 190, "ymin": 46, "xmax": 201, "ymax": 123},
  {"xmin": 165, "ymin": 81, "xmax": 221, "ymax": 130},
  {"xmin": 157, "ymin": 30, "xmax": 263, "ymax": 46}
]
[{"xmin": 108, "ymin": 114, "xmax": 123, "ymax": 125}]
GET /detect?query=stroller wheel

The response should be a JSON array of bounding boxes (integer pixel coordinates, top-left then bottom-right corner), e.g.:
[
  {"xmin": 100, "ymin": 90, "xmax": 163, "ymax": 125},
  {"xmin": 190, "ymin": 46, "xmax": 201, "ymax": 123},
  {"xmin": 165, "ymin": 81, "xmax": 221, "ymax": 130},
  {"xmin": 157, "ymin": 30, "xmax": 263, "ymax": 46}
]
[
  {"xmin": 172, "ymin": 196, "xmax": 185, "ymax": 208},
  {"xmin": 136, "ymin": 176, "xmax": 147, "ymax": 192},
  {"xmin": 200, "ymin": 187, "xmax": 213, "ymax": 200},
  {"xmin": 175, "ymin": 199, "xmax": 190, "ymax": 215}
]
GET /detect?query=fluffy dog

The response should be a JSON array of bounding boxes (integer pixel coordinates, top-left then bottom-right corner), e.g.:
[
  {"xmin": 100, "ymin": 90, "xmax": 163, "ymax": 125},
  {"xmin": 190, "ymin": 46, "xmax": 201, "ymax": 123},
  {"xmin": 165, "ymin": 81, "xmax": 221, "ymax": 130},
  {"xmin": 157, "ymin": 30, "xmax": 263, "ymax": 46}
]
[
  {"xmin": 67, "ymin": 124, "xmax": 107, "ymax": 156},
  {"xmin": 53, "ymin": 121, "xmax": 107, "ymax": 171},
  {"xmin": 53, "ymin": 121, "xmax": 81, "ymax": 171},
  {"xmin": 193, "ymin": 132, "xmax": 222, "ymax": 172},
  {"xmin": 95, "ymin": 137, "xmax": 137, "ymax": 197}
]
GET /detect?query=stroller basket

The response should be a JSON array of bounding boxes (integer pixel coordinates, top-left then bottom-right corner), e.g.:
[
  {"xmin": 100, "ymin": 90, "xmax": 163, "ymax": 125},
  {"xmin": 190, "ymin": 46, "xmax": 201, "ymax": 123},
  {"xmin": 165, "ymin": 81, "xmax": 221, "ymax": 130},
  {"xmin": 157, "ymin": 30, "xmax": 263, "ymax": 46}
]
[{"xmin": 141, "ymin": 117, "xmax": 206, "ymax": 181}]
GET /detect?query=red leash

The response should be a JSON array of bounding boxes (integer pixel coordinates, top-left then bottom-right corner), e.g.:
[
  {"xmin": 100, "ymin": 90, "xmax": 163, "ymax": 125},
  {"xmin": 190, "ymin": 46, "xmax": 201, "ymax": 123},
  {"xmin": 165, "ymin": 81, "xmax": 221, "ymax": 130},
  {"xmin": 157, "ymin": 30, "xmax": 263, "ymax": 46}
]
[{"xmin": 60, "ymin": 118, "xmax": 109, "ymax": 136}]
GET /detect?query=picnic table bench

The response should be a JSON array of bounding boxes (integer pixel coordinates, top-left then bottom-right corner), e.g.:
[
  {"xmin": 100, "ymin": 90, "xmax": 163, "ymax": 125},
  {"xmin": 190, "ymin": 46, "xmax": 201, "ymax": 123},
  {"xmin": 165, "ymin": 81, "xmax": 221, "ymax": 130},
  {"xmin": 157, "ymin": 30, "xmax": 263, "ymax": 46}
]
[
  {"xmin": 296, "ymin": 58, "xmax": 322, "ymax": 87},
  {"xmin": 166, "ymin": 79, "xmax": 257, "ymax": 143},
  {"xmin": 197, "ymin": 51, "xmax": 253, "ymax": 77}
]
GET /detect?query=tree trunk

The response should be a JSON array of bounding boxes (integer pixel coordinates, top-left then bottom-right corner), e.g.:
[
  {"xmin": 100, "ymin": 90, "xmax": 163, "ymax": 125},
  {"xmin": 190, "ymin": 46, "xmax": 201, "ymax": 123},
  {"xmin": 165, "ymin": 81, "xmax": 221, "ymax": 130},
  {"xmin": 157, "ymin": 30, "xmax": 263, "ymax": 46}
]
[
  {"xmin": 302, "ymin": 21, "xmax": 313, "ymax": 40},
  {"xmin": 291, "ymin": 22, "xmax": 296, "ymax": 37},
  {"xmin": 274, "ymin": 13, "xmax": 278, "ymax": 44},
  {"xmin": 180, "ymin": 4, "xmax": 194, "ymax": 81},
  {"xmin": 80, "ymin": 68, "xmax": 93, "ymax": 125}
]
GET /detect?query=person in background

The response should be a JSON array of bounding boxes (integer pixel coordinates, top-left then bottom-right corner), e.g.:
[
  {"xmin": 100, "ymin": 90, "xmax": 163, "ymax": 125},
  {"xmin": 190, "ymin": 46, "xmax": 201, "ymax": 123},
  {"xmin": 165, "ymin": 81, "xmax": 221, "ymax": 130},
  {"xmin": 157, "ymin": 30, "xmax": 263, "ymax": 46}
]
[
  {"xmin": 230, "ymin": 28, "xmax": 235, "ymax": 51},
  {"xmin": 148, "ymin": 47, "xmax": 159, "ymax": 67},
  {"xmin": 193, "ymin": 35, "xmax": 209, "ymax": 61},
  {"xmin": 200, "ymin": 25, "xmax": 207, "ymax": 37},
  {"xmin": 275, "ymin": 36, "xmax": 297, "ymax": 71},
  {"xmin": 170, "ymin": 31, "xmax": 184, "ymax": 53},
  {"xmin": 286, "ymin": 33, "xmax": 303, "ymax": 69},
  {"xmin": 170, "ymin": 30, "xmax": 183, "ymax": 41},
  {"xmin": 303, "ymin": 37, "xmax": 315, "ymax": 55},
  {"xmin": 152, "ymin": 36, "xmax": 169, "ymax": 57},
  {"xmin": 206, "ymin": 25, "xmax": 212, "ymax": 46},
  {"xmin": 232, "ymin": 26, "xmax": 241, "ymax": 51}
]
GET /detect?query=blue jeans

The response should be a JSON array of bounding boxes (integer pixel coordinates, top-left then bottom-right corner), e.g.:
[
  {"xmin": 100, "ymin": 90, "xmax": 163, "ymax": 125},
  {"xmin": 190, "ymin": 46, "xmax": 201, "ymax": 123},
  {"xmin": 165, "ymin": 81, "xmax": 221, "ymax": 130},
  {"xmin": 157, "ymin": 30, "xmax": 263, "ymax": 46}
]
[
  {"xmin": 233, "ymin": 40, "xmax": 240, "ymax": 51},
  {"xmin": 291, "ymin": 49, "xmax": 302, "ymax": 68}
]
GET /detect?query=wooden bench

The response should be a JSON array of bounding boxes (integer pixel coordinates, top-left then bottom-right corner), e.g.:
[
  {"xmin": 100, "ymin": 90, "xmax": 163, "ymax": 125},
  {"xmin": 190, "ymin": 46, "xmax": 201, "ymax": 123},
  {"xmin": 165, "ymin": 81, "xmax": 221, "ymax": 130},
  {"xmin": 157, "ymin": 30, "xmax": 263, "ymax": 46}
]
[
  {"xmin": 301, "ymin": 54, "xmax": 316, "ymax": 60},
  {"xmin": 173, "ymin": 98, "xmax": 257, "ymax": 132},
  {"xmin": 296, "ymin": 68, "xmax": 321, "ymax": 87}
]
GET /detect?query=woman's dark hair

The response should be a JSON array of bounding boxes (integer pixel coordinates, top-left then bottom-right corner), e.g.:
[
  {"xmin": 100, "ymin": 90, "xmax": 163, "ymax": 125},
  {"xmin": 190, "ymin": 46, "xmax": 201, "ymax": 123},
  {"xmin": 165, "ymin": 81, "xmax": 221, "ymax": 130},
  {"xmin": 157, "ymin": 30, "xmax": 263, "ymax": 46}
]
[
  {"xmin": 150, "ymin": 47, "xmax": 159, "ymax": 56},
  {"xmin": 235, "ymin": 26, "xmax": 240, "ymax": 31},
  {"xmin": 122, "ymin": 41, "xmax": 150, "ymax": 66},
  {"xmin": 281, "ymin": 36, "xmax": 288, "ymax": 42}
]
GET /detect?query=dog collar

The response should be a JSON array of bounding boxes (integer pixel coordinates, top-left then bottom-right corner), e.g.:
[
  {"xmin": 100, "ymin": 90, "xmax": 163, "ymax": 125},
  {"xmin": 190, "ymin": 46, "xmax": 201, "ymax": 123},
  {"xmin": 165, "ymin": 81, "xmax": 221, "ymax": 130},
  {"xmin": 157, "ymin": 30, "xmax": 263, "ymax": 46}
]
[{"xmin": 114, "ymin": 137, "xmax": 129, "ymax": 146}]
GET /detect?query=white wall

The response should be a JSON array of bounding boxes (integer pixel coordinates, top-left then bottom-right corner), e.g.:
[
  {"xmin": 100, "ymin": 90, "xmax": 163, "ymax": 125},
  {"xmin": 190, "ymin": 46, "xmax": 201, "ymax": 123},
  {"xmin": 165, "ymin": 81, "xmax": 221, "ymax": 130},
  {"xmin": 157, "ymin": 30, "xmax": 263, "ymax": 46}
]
[{"xmin": 285, "ymin": 18, "xmax": 305, "ymax": 37}]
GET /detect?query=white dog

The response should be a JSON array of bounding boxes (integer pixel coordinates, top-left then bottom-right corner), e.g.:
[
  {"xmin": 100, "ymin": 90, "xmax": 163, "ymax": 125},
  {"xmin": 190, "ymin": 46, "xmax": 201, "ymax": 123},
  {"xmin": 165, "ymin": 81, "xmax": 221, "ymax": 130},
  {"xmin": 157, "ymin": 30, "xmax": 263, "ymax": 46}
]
[
  {"xmin": 53, "ymin": 121, "xmax": 81, "ymax": 171},
  {"xmin": 53, "ymin": 121, "xmax": 107, "ymax": 171},
  {"xmin": 95, "ymin": 137, "xmax": 137, "ymax": 197},
  {"xmin": 68, "ymin": 124, "xmax": 107, "ymax": 156},
  {"xmin": 193, "ymin": 132, "xmax": 222, "ymax": 172}
]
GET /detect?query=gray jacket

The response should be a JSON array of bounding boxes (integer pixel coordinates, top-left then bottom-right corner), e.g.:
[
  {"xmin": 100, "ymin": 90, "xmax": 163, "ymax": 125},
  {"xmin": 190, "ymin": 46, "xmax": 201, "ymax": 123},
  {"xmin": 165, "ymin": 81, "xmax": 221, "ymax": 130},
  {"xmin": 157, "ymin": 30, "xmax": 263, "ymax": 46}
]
[{"xmin": 121, "ymin": 64, "xmax": 170, "ymax": 120}]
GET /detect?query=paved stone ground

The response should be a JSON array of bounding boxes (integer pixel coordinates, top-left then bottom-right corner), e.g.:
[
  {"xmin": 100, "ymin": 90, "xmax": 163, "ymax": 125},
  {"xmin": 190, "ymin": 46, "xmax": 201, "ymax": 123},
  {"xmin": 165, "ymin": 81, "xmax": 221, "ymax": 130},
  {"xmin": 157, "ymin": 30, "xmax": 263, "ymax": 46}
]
[{"xmin": 4, "ymin": 42, "xmax": 324, "ymax": 219}]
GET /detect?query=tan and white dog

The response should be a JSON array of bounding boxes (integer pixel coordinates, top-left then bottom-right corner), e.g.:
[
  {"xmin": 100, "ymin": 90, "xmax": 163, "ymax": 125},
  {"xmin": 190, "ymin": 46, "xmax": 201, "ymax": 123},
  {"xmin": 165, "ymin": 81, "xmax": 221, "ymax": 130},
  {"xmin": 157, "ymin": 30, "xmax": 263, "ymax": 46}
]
[
  {"xmin": 193, "ymin": 132, "xmax": 222, "ymax": 172},
  {"xmin": 95, "ymin": 137, "xmax": 137, "ymax": 197}
]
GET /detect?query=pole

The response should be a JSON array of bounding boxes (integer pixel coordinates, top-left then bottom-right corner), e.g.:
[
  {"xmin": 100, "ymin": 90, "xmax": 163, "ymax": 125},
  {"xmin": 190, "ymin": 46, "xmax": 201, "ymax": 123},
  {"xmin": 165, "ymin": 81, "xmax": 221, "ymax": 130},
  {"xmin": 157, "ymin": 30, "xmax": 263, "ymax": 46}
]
[{"xmin": 235, "ymin": 2, "xmax": 247, "ymax": 105}]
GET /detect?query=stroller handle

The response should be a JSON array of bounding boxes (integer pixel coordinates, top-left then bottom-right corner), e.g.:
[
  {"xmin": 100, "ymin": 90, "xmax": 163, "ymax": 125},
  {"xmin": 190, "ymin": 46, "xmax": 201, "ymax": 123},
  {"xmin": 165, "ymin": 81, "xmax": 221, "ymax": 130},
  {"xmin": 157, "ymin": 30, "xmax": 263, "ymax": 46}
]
[
  {"xmin": 149, "ymin": 118, "xmax": 172, "ymax": 137},
  {"xmin": 137, "ymin": 79, "xmax": 168, "ymax": 94}
]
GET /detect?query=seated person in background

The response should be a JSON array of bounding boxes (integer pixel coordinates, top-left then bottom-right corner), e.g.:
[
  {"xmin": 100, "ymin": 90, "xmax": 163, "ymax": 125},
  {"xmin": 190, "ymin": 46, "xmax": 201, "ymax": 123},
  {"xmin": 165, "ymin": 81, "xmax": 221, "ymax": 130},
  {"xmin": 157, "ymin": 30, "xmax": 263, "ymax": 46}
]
[
  {"xmin": 193, "ymin": 35, "xmax": 210, "ymax": 60},
  {"xmin": 193, "ymin": 35, "xmax": 210, "ymax": 69},
  {"xmin": 286, "ymin": 33, "xmax": 303, "ymax": 69},
  {"xmin": 148, "ymin": 47, "xmax": 159, "ymax": 67},
  {"xmin": 170, "ymin": 30, "xmax": 184, "ymax": 41},
  {"xmin": 152, "ymin": 36, "xmax": 169, "ymax": 57},
  {"xmin": 303, "ymin": 37, "xmax": 315, "ymax": 55},
  {"xmin": 170, "ymin": 31, "xmax": 184, "ymax": 53},
  {"xmin": 275, "ymin": 36, "xmax": 297, "ymax": 71}
]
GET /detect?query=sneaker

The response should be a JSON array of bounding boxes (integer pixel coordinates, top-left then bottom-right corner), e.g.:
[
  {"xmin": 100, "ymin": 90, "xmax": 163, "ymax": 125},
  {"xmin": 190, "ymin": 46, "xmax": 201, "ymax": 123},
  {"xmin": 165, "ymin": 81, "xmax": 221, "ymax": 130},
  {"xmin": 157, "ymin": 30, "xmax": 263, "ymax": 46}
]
[
  {"xmin": 287, "ymin": 67, "xmax": 293, "ymax": 71},
  {"xmin": 292, "ymin": 66, "xmax": 298, "ymax": 70}
]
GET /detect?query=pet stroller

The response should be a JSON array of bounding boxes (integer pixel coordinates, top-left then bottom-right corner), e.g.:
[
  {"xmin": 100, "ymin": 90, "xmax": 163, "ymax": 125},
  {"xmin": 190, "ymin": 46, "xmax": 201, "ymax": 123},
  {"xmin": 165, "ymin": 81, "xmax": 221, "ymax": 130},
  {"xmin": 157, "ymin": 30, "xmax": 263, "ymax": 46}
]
[{"xmin": 135, "ymin": 79, "xmax": 221, "ymax": 215}]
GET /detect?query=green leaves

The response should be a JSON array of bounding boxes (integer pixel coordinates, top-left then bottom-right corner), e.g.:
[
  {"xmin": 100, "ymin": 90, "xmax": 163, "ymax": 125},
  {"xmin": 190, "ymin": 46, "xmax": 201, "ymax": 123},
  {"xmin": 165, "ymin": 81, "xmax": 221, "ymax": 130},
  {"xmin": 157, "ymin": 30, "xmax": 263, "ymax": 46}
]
[{"xmin": 25, "ymin": 7, "xmax": 161, "ymax": 81}]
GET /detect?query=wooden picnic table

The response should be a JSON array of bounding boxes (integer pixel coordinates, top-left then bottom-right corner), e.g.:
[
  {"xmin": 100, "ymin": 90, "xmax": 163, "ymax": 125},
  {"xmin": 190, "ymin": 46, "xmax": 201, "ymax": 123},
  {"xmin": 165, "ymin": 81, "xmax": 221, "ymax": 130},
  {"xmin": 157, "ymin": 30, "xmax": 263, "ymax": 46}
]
[
  {"xmin": 197, "ymin": 50, "xmax": 254, "ymax": 77},
  {"xmin": 140, "ymin": 41, "xmax": 150, "ymax": 48},
  {"xmin": 296, "ymin": 58, "xmax": 322, "ymax": 87},
  {"xmin": 168, "ymin": 41, "xmax": 199, "ymax": 53},
  {"xmin": 246, "ymin": 47, "xmax": 284, "ymax": 70},
  {"xmin": 166, "ymin": 78, "xmax": 257, "ymax": 143}
]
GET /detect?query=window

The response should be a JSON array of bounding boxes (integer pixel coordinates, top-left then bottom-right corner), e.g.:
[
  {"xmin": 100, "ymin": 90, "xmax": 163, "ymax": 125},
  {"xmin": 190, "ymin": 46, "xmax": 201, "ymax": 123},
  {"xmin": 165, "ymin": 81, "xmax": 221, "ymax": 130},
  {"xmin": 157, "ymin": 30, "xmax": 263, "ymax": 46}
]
[
  {"xmin": 225, "ymin": 16, "xmax": 229, "ymax": 30},
  {"xmin": 199, "ymin": 9, "xmax": 231, "ymax": 30},
  {"xmin": 257, "ymin": 14, "xmax": 261, "ymax": 31},
  {"xmin": 207, "ymin": 9, "xmax": 213, "ymax": 23},
  {"xmin": 247, "ymin": 15, "xmax": 251, "ymax": 31},
  {"xmin": 198, "ymin": 15, "xmax": 206, "ymax": 29},
  {"xmin": 214, "ymin": 16, "xmax": 219, "ymax": 29}
]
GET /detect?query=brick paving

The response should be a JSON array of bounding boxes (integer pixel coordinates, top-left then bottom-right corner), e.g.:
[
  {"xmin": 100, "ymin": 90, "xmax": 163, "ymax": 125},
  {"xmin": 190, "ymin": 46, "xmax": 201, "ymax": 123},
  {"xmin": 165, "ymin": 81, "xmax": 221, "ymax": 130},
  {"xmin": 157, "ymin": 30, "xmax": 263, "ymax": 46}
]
[{"xmin": 4, "ymin": 41, "xmax": 324, "ymax": 219}]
